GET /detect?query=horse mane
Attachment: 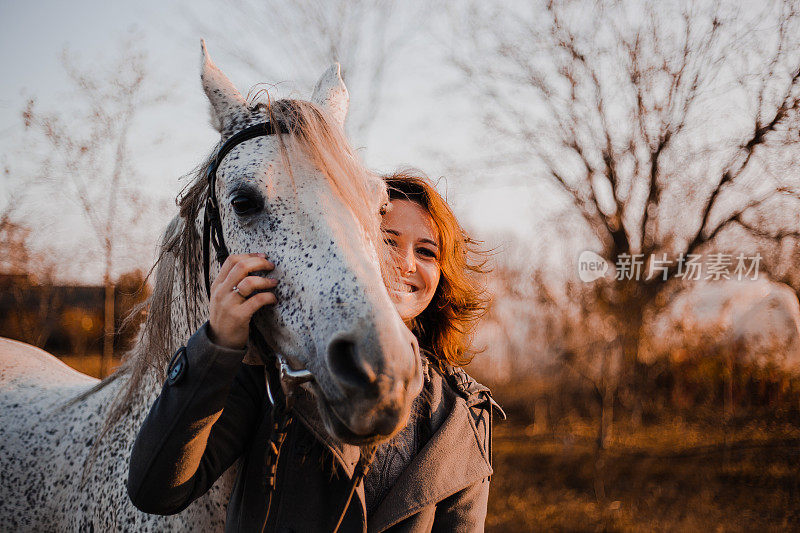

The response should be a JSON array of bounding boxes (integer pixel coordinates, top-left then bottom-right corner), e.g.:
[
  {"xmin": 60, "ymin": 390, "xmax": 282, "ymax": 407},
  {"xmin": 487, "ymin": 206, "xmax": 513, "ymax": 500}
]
[{"xmin": 73, "ymin": 96, "xmax": 390, "ymax": 475}]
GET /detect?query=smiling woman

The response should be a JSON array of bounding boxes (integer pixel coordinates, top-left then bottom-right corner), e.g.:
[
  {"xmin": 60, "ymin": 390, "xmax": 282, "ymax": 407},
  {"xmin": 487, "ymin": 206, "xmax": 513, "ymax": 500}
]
[
  {"xmin": 358, "ymin": 170, "xmax": 502, "ymax": 526},
  {"xmin": 383, "ymin": 170, "xmax": 492, "ymax": 369},
  {"xmin": 382, "ymin": 198, "xmax": 442, "ymax": 323}
]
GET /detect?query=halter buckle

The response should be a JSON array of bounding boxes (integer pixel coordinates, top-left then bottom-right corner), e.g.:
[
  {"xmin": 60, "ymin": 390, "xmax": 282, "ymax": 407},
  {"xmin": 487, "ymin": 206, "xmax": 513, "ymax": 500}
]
[{"xmin": 266, "ymin": 354, "xmax": 313, "ymax": 410}]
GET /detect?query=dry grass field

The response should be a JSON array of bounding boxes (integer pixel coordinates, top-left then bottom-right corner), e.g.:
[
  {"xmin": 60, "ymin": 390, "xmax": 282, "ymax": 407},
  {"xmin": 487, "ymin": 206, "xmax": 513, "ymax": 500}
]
[
  {"xmin": 487, "ymin": 419, "xmax": 800, "ymax": 532},
  {"xmin": 58, "ymin": 353, "xmax": 121, "ymax": 378},
  {"xmin": 59, "ymin": 355, "xmax": 800, "ymax": 531}
]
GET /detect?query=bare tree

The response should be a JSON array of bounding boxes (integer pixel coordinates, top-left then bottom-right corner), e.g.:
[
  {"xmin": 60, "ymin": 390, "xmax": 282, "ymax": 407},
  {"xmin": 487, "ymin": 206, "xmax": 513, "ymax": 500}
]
[
  {"xmin": 0, "ymin": 217, "xmax": 61, "ymax": 348},
  {"xmin": 450, "ymin": 0, "xmax": 800, "ymax": 412},
  {"xmin": 194, "ymin": 0, "xmax": 432, "ymax": 144},
  {"xmin": 0, "ymin": 160, "xmax": 62, "ymax": 347},
  {"xmin": 22, "ymin": 41, "xmax": 167, "ymax": 377}
]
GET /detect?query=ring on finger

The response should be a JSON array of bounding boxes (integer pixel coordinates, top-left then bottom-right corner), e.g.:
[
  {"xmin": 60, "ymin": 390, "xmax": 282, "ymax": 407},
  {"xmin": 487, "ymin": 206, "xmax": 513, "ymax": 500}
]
[{"xmin": 232, "ymin": 285, "xmax": 246, "ymax": 298}]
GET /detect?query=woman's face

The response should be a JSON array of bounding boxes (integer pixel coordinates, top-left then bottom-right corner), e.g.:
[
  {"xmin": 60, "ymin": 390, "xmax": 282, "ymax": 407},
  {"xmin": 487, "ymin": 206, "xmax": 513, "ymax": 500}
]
[{"xmin": 381, "ymin": 199, "xmax": 441, "ymax": 323}]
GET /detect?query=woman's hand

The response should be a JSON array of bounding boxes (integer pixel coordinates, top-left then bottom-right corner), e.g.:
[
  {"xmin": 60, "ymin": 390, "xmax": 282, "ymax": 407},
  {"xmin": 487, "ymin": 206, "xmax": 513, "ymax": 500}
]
[{"xmin": 208, "ymin": 253, "xmax": 277, "ymax": 350}]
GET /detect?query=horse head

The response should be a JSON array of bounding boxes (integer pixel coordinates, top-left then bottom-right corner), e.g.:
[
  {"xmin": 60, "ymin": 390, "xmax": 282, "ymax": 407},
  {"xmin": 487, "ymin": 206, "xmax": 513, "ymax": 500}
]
[{"xmin": 197, "ymin": 42, "xmax": 422, "ymax": 444}]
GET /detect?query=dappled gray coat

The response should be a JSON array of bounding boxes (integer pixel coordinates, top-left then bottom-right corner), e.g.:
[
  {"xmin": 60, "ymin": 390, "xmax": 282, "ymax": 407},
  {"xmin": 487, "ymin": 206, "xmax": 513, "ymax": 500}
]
[{"xmin": 127, "ymin": 323, "xmax": 501, "ymax": 532}]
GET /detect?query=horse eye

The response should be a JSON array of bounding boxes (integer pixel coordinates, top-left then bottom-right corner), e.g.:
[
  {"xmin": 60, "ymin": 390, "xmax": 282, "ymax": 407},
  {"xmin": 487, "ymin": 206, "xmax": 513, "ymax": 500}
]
[{"xmin": 231, "ymin": 193, "xmax": 262, "ymax": 216}]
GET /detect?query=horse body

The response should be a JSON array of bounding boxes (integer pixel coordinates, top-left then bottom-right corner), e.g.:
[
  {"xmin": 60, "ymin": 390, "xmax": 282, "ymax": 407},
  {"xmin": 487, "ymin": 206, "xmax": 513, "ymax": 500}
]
[
  {"xmin": 0, "ymin": 43, "xmax": 419, "ymax": 531},
  {"xmin": 0, "ymin": 338, "xmax": 231, "ymax": 531}
]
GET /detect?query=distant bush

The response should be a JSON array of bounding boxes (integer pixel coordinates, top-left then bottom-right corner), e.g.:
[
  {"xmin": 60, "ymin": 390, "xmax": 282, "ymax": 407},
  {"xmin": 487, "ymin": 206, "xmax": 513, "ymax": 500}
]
[{"xmin": 0, "ymin": 269, "xmax": 150, "ymax": 357}]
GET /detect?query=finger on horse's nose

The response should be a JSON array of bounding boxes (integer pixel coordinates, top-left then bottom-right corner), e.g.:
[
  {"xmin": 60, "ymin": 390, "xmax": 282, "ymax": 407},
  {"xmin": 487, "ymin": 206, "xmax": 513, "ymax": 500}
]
[{"xmin": 326, "ymin": 335, "xmax": 379, "ymax": 394}]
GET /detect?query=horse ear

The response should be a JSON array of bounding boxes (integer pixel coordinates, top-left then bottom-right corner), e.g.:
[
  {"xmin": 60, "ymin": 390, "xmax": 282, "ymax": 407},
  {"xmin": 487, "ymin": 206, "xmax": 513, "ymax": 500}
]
[
  {"xmin": 200, "ymin": 40, "xmax": 248, "ymax": 136},
  {"xmin": 311, "ymin": 63, "xmax": 349, "ymax": 131}
]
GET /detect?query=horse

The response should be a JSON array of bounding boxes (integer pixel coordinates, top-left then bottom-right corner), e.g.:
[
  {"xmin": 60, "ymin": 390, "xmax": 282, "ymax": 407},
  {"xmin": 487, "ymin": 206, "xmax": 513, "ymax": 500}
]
[{"xmin": 0, "ymin": 41, "xmax": 421, "ymax": 531}]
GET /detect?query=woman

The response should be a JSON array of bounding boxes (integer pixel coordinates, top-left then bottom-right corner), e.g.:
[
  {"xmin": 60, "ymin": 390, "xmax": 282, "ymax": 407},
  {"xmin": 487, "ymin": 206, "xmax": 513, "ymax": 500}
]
[{"xmin": 128, "ymin": 170, "xmax": 501, "ymax": 532}]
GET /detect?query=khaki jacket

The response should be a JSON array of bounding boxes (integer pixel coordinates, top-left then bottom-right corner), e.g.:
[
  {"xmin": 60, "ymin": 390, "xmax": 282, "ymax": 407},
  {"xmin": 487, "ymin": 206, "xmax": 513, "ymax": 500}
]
[{"xmin": 127, "ymin": 323, "xmax": 501, "ymax": 532}]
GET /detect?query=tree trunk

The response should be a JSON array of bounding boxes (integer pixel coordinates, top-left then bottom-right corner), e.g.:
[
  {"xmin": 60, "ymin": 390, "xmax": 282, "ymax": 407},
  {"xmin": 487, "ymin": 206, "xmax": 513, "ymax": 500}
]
[
  {"xmin": 594, "ymin": 396, "xmax": 609, "ymax": 503},
  {"xmin": 725, "ymin": 354, "xmax": 735, "ymax": 420},
  {"xmin": 598, "ymin": 386, "xmax": 614, "ymax": 448},
  {"xmin": 597, "ymin": 345, "xmax": 616, "ymax": 449},
  {"xmin": 534, "ymin": 397, "xmax": 550, "ymax": 433},
  {"xmin": 593, "ymin": 381, "xmax": 614, "ymax": 503},
  {"xmin": 617, "ymin": 305, "xmax": 644, "ymax": 426},
  {"xmin": 101, "ymin": 276, "xmax": 115, "ymax": 378}
]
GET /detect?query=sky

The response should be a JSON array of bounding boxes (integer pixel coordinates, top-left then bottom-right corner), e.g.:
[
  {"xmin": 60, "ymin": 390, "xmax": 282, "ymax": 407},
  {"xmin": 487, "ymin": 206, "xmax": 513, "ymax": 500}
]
[{"xmin": 0, "ymin": 0, "xmax": 543, "ymax": 283}]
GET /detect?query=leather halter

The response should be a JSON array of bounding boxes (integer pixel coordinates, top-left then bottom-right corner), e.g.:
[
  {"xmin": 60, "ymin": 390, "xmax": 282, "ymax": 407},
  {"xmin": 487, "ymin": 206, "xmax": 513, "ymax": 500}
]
[
  {"xmin": 201, "ymin": 120, "xmax": 314, "ymax": 391},
  {"xmin": 203, "ymin": 121, "xmax": 312, "ymax": 380},
  {"xmin": 202, "ymin": 121, "xmax": 288, "ymax": 299}
]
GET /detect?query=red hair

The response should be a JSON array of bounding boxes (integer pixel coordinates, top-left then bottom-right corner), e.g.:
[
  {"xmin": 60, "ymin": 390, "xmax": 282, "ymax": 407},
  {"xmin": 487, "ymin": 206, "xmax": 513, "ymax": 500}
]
[{"xmin": 384, "ymin": 170, "xmax": 490, "ymax": 369}]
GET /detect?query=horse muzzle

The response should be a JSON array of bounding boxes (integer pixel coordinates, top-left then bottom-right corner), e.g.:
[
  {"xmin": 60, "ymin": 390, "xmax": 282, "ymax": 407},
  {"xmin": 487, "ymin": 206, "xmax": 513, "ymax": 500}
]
[{"xmin": 318, "ymin": 328, "xmax": 423, "ymax": 444}]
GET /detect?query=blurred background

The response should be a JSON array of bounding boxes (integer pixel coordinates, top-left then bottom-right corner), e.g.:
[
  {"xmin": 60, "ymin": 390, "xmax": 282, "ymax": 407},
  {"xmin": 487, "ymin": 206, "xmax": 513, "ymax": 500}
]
[{"xmin": 2, "ymin": 0, "xmax": 800, "ymax": 530}]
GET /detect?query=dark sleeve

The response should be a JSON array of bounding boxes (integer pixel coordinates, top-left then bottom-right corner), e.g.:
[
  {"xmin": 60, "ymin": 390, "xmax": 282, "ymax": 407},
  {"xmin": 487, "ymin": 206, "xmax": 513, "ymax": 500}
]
[
  {"xmin": 431, "ymin": 478, "xmax": 490, "ymax": 533},
  {"xmin": 126, "ymin": 322, "xmax": 265, "ymax": 515}
]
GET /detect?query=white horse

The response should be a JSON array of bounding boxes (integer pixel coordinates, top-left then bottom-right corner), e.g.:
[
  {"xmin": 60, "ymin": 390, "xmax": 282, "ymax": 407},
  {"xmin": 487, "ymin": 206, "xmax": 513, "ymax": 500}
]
[{"xmin": 0, "ymin": 42, "xmax": 421, "ymax": 531}]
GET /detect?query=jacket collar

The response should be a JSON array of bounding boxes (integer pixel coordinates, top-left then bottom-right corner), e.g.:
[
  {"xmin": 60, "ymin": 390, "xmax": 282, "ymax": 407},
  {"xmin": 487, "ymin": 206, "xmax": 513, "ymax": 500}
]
[
  {"xmin": 367, "ymin": 382, "xmax": 493, "ymax": 532},
  {"xmin": 442, "ymin": 364, "xmax": 507, "ymax": 419}
]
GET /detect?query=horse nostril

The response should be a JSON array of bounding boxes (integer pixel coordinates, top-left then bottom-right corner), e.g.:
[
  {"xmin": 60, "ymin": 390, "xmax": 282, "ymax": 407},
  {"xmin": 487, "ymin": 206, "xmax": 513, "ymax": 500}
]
[{"xmin": 327, "ymin": 336, "xmax": 378, "ymax": 392}]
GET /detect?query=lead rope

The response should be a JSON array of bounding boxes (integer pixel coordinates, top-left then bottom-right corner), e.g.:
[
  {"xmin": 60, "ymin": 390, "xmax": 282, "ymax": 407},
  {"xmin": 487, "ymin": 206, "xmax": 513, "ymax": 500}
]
[
  {"xmin": 259, "ymin": 399, "xmax": 292, "ymax": 533},
  {"xmin": 258, "ymin": 396, "xmax": 376, "ymax": 533}
]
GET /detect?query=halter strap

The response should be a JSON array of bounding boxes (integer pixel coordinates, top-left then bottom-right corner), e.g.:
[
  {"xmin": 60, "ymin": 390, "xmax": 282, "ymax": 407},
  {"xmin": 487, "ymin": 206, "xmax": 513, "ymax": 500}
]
[{"xmin": 202, "ymin": 121, "xmax": 289, "ymax": 299}]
